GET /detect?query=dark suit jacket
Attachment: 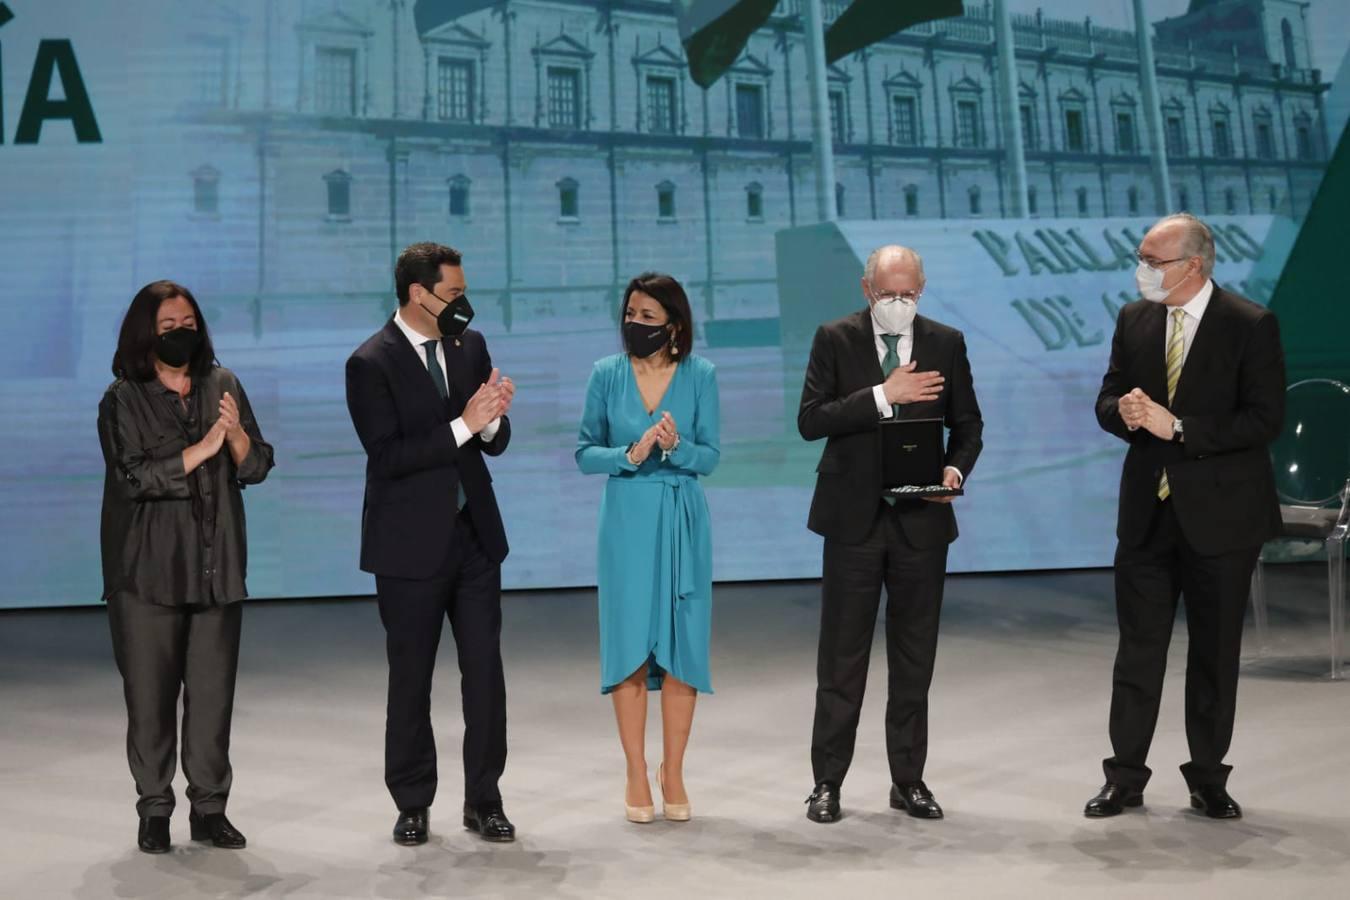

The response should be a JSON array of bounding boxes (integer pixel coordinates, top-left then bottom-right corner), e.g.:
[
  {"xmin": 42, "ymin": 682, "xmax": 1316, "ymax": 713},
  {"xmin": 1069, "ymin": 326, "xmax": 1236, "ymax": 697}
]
[
  {"xmin": 1095, "ymin": 285, "xmax": 1284, "ymax": 556},
  {"xmin": 346, "ymin": 318, "xmax": 511, "ymax": 578},
  {"xmin": 799, "ymin": 309, "xmax": 984, "ymax": 547}
]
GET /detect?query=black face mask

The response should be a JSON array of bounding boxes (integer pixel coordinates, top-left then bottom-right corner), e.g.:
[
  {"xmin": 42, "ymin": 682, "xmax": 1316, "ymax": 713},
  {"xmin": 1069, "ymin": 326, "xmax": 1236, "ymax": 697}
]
[
  {"xmin": 421, "ymin": 291, "xmax": 475, "ymax": 337},
  {"xmin": 623, "ymin": 320, "xmax": 671, "ymax": 359},
  {"xmin": 156, "ymin": 327, "xmax": 202, "ymax": 368}
]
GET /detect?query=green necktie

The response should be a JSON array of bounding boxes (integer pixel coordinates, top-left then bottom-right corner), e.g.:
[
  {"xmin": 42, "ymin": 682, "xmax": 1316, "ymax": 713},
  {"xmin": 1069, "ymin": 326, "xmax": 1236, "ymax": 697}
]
[
  {"xmin": 880, "ymin": 333, "xmax": 902, "ymax": 418},
  {"xmin": 880, "ymin": 333, "xmax": 902, "ymax": 505},
  {"xmin": 423, "ymin": 340, "xmax": 466, "ymax": 510}
]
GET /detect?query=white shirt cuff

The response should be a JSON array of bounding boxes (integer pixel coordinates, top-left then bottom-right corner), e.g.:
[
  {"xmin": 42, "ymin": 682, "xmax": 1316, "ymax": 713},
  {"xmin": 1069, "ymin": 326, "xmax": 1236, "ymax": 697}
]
[
  {"xmin": 873, "ymin": 385, "xmax": 893, "ymax": 419},
  {"xmin": 450, "ymin": 417, "xmax": 473, "ymax": 448},
  {"xmin": 944, "ymin": 466, "xmax": 964, "ymax": 487},
  {"xmin": 480, "ymin": 417, "xmax": 501, "ymax": 443}
]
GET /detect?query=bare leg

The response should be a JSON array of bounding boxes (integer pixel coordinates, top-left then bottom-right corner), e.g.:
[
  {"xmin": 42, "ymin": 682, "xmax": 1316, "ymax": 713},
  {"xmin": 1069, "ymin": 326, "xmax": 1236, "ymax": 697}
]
[
  {"xmin": 659, "ymin": 675, "xmax": 697, "ymax": 804},
  {"xmin": 611, "ymin": 666, "xmax": 652, "ymax": 807}
]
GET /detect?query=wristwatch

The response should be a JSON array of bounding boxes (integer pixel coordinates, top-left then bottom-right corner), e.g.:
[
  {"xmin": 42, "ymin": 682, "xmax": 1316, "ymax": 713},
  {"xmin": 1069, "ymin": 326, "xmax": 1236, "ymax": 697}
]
[{"xmin": 1171, "ymin": 417, "xmax": 1184, "ymax": 442}]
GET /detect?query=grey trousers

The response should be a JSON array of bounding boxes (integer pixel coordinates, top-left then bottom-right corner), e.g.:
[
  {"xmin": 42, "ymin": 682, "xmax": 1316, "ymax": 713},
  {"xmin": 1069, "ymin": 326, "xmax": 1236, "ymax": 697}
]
[{"xmin": 108, "ymin": 595, "xmax": 242, "ymax": 817}]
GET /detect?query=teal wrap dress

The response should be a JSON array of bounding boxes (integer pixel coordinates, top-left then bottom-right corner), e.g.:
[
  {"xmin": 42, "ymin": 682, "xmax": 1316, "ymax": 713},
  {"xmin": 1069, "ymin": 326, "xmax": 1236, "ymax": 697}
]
[{"xmin": 576, "ymin": 353, "xmax": 720, "ymax": 694}]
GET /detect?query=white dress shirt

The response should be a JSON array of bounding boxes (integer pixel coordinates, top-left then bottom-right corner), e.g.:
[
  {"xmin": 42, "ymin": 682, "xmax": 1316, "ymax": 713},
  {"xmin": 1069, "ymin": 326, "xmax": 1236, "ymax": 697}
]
[
  {"xmin": 393, "ymin": 308, "xmax": 500, "ymax": 448},
  {"xmin": 1165, "ymin": 278, "xmax": 1213, "ymax": 367},
  {"xmin": 868, "ymin": 309, "xmax": 963, "ymax": 486}
]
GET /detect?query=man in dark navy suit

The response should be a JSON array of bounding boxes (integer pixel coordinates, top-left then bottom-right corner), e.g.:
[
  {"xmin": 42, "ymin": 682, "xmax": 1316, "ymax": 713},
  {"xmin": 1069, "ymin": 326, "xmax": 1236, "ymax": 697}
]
[
  {"xmin": 1088, "ymin": 213, "xmax": 1284, "ymax": 820},
  {"xmin": 346, "ymin": 242, "xmax": 517, "ymax": 845}
]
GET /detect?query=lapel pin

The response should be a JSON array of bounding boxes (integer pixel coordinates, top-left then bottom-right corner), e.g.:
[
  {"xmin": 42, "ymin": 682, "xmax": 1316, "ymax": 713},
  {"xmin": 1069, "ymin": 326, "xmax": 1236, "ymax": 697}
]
[{"xmin": 454, "ymin": 338, "xmax": 462, "ymax": 347}]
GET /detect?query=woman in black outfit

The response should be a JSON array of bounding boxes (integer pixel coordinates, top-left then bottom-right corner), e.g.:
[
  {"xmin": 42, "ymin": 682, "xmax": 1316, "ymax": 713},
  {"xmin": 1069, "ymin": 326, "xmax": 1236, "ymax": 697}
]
[{"xmin": 97, "ymin": 280, "xmax": 274, "ymax": 853}]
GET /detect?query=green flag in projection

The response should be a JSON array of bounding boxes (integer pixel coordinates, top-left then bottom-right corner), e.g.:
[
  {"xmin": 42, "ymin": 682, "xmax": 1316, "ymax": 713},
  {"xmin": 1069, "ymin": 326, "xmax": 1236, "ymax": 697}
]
[
  {"xmin": 1268, "ymin": 120, "xmax": 1350, "ymax": 384},
  {"xmin": 413, "ymin": 0, "xmax": 494, "ymax": 34},
  {"xmin": 674, "ymin": 0, "xmax": 780, "ymax": 89},
  {"xmin": 825, "ymin": 0, "xmax": 964, "ymax": 64}
]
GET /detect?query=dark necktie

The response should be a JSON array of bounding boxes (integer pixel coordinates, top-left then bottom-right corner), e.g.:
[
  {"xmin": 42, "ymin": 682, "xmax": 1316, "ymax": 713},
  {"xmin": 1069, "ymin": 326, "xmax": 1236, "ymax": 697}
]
[
  {"xmin": 423, "ymin": 339, "xmax": 466, "ymax": 511},
  {"xmin": 880, "ymin": 333, "xmax": 904, "ymax": 505}
]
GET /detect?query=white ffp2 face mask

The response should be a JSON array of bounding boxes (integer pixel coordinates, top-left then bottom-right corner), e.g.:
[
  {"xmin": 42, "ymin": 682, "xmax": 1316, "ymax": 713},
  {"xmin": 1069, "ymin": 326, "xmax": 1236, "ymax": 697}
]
[
  {"xmin": 1134, "ymin": 261, "xmax": 1173, "ymax": 302},
  {"xmin": 871, "ymin": 297, "xmax": 917, "ymax": 334}
]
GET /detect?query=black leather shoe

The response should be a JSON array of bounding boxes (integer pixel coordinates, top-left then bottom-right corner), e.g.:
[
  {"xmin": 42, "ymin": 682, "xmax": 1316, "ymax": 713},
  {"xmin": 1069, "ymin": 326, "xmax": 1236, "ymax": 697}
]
[
  {"xmin": 1084, "ymin": 783, "xmax": 1144, "ymax": 818},
  {"xmin": 137, "ymin": 816, "xmax": 171, "ymax": 854},
  {"xmin": 189, "ymin": 811, "xmax": 246, "ymax": 849},
  {"xmin": 463, "ymin": 803, "xmax": 515, "ymax": 842},
  {"xmin": 1190, "ymin": 785, "xmax": 1242, "ymax": 819},
  {"xmin": 393, "ymin": 808, "xmax": 429, "ymax": 846},
  {"xmin": 890, "ymin": 781, "xmax": 944, "ymax": 819},
  {"xmin": 805, "ymin": 783, "xmax": 841, "ymax": 824}
]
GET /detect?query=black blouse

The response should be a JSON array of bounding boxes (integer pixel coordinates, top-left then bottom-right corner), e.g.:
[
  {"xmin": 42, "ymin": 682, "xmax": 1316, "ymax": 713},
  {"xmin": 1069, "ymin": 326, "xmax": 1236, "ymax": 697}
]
[{"xmin": 97, "ymin": 367, "xmax": 274, "ymax": 606}]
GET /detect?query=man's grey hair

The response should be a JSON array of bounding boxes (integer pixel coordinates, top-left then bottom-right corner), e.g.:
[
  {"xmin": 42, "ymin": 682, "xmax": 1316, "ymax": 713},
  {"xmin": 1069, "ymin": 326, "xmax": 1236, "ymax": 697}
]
[
  {"xmin": 864, "ymin": 245, "xmax": 925, "ymax": 283},
  {"xmin": 1154, "ymin": 212, "xmax": 1216, "ymax": 277}
]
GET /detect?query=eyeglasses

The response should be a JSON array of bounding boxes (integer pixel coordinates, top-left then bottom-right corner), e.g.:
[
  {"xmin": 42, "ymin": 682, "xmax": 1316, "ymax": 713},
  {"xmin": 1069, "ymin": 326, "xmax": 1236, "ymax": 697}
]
[
  {"xmin": 867, "ymin": 280, "xmax": 921, "ymax": 305},
  {"xmin": 1134, "ymin": 251, "xmax": 1187, "ymax": 269}
]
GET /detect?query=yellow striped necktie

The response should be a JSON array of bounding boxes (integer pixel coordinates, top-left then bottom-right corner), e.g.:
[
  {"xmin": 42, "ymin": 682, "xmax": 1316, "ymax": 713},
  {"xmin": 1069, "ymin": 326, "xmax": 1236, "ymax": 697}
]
[{"xmin": 1158, "ymin": 308, "xmax": 1185, "ymax": 500}]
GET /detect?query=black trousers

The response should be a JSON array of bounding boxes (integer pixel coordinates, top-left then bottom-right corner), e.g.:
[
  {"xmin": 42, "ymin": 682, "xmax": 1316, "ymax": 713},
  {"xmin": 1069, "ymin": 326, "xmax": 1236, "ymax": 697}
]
[
  {"xmin": 107, "ymin": 595, "xmax": 242, "ymax": 818},
  {"xmin": 1105, "ymin": 499, "xmax": 1259, "ymax": 791},
  {"xmin": 811, "ymin": 503, "xmax": 949, "ymax": 788},
  {"xmin": 376, "ymin": 510, "xmax": 506, "ymax": 812}
]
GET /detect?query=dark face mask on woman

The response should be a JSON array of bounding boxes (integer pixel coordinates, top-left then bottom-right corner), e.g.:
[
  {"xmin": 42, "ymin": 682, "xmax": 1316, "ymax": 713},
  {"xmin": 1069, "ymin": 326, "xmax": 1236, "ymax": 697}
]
[
  {"xmin": 421, "ymin": 291, "xmax": 475, "ymax": 337},
  {"xmin": 156, "ymin": 327, "xmax": 202, "ymax": 368},
  {"xmin": 623, "ymin": 320, "xmax": 672, "ymax": 359}
]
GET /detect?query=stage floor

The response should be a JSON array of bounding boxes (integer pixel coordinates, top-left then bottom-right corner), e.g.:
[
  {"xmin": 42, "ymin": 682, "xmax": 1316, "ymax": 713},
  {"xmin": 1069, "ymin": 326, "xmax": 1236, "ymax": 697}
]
[{"xmin": 1, "ymin": 566, "xmax": 1347, "ymax": 899}]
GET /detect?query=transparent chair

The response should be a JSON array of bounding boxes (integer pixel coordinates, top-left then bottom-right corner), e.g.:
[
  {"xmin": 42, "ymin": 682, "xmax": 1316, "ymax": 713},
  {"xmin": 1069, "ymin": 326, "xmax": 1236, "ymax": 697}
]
[{"xmin": 1249, "ymin": 378, "xmax": 1350, "ymax": 680}]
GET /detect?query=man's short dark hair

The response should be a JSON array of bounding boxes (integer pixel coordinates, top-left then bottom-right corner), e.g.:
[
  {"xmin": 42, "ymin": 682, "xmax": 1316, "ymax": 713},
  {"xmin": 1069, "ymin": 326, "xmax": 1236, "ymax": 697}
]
[{"xmin": 395, "ymin": 242, "xmax": 463, "ymax": 306}]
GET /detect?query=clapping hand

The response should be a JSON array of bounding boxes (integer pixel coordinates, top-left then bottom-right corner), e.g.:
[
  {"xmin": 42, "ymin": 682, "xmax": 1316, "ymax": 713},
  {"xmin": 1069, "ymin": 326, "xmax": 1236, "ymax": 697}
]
[
  {"xmin": 655, "ymin": 412, "xmax": 678, "ymax": 451},
  {"xmin": 464, "ymin": 368, "xmax": 511, "ymax": 432},
  {"xmin": 218, "ymin": 392, "xmax": 244, "ymax": 439}
]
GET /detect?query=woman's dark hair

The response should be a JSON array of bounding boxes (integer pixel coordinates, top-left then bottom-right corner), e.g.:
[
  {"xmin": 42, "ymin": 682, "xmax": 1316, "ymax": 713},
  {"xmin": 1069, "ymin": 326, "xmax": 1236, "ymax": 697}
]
[
  {"xmin": 620, "ymin": 272, "xmax": 694, "ymax": 361},
  {"xmin": 396, "ymin": 241, "xmax": 463, "ymax": 306},
  {"xmin": 111, "ymin": 280, "xmax": 217, "ymax": 381}
]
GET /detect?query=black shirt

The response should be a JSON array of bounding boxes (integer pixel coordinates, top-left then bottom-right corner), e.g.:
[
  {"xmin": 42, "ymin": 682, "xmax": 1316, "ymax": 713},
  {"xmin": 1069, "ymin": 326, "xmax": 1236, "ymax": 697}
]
[{"xmin": 97, "ymin": 367, "xmax": 274, "ymax": 606}]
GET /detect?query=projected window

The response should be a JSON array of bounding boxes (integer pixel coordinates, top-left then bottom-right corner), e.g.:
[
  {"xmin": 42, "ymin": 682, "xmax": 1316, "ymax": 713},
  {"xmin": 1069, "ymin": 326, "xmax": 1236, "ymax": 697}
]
[
  {"xmin": 1253, "ymin": 114, "xmax": 1275, "ymax": 160},
  {"xmin": 1268, "ymin": 187, "xmax": 1279, "ymax": 211},
  {"xmin": 829, "ymin": 90, "xmax": 847, "ymax": 144},
  {"xmin": 1224, "ymin": 187, "xmax": 1237, "ymax": 215},
  {"xmin": 1177, "ymin": 185, "xmax": 1191, "ymax": 211},
  {"xmin": 1115, "ymin": 112, "xmax": 1136, "ymax": 154},
  {"xmin": 835, "ymin": 183, "xmax": 846, "ymax": 218},
  {"xmin": 955, "ymin": 100, "xmax": 980, "ymax": 148},
  {"xmin": 1211, "ymin": 117, "xmax": 1233, "ymax": 157},
  {"xmin": 449, "ymin": 175, "xmax": 470, "ymax": 218},
  {"xmin": 735, "ymin": 84, "xmax": 765, "ymax": 139},
  {"xmin": 1019, "ymin": 103, "xmax": 1037, "ymax": 150},
  {"xmin": 1064, "ymin": 108, "xmax": 1086, "ymax": 152},
  {"xmin": 657, "ymin": 181, "xmax": 676, "ymax": 221},
  {"xmin": 438, "ymin": 58, "xmax": 475, "ymax": 123},
  {"xmin": 1026, "ymin": 185, "xmax": 1038, "ymax": 216},
  {"xmin": 548, "ymin": 67, "xmax": 582, "ymax": 129},
  {"xmin": 904, "ymin": 184, "xmax": 918, "ymax": 217},
  {"xmin": 647, "ymin": 76, "xmax": 676, "ymax": 134},
  {"xmin": 557, "ymin": 177, "xmax": 579, "ymax": 220},
  {"xmin": 1076, "ymin": 186, "xmax": 1089, "ymax": 216},
  {"xmin": 1294, "ymin": 117, "xmax": 1314, "ymax": 160},
  {"xmin": 1128, "ymin": 185, "xmax": 1140, "ymax": 215},
  {"xmin": 324, "ymin": 170, "xmax": 352, "ymax": 220},
  {"xmin": 194, "ymin": 39, "xmax": 230, "ymax": 108},
  {"xmin": 316, "ymin": 47, "xmax": 357, "ymax": 116},
  {"xmin": 892, "ymin": 95, "xmax": 918, "ymax": 146},
  {"xmin": 745, "ymin": 182, "xmax": 764, "ymax": 221},
  {"xmin": 968, "ymin": 185, "xmax": 981, "ymax": 216},
  {"xmin": 1164, "ymin": 115, "xmax": 1186, "ymax": 156},
  {"xmin": 192, "ymin": 166, "xmax": 220, "ymax": 216}
]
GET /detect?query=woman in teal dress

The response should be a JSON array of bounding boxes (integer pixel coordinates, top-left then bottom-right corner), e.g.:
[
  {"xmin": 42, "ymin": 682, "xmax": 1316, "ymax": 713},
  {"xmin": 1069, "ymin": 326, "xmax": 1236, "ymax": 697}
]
[{"xmin": 576, "ymin": 273, "xmax": 720, "ymax": 825}]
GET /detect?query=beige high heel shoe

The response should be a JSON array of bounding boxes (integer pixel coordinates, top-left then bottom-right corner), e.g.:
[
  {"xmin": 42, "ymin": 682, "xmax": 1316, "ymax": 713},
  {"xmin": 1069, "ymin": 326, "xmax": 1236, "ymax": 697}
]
[
  {"xmin": 626, "ymin": 774, "xmax": 655, "ymax": 824},
  {"xmin": 658, "ymin": 763, "xmax": 691, "ymax": 822}
]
